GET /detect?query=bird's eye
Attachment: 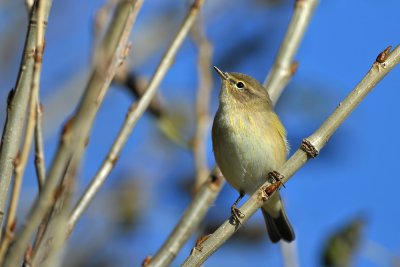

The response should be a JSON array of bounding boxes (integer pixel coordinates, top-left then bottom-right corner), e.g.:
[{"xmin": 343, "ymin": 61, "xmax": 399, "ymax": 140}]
[{"xmin": 236, "ymin": 81, "xmax": 245, "ymax": 89}]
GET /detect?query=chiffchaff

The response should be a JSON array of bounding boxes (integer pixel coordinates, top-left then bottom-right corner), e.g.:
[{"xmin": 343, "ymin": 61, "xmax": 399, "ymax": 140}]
[{"xmin": 212, "ymin": 67, "xmax": 295, "ymax": 243}]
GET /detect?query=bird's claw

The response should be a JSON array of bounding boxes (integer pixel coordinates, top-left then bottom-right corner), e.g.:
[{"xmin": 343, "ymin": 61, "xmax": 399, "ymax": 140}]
[{"xmin": 231, "ymin": 204, "xmax": 245, "ymax": 225}]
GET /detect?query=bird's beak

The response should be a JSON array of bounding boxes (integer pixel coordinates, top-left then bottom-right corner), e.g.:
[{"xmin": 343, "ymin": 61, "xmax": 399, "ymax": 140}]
[{"xmin": 213, "ymin": 66, "xmax": 228, "ymax": 80}]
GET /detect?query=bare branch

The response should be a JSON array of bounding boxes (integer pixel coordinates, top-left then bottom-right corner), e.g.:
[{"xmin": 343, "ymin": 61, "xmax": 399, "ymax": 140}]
[
  {"xmin": 32, "ymin": 160, "xmax": 78, "ymax": 267},
  {"xmin": 67, "ymin": 0, "xmax": 207, "ymax": 233},
  {"xmin": 181, "ymin": 45, "xmax": 400, "ymax": 267},
  {"xmin": 264, "ymin": 0, "xmax": 319, "ymax": 105},
  {"xmin": 34, "ymin": 102, "xmax": 46, "ymax": 191},
  {"xmin": 147, "ymin": 168, "xmax": 224, "ymax": 267},
  {"xmin": 191, "ymin": 18, "xmax": 214, "ymax": 190},
  {"xmin": 0, "ymin": 0, "xmax": 48, "ymax": 264},
  {"xmin": 2, "ymin": 1, "xmax": 144, "ymax": 266},
  {"xmin": 0, "ymin": 0, "xmax": 53, "ymax": 233}
]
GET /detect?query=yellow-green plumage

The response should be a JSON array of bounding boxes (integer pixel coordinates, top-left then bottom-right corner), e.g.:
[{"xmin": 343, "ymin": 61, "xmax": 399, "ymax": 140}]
[{"xmin": 212, "ymin": 68, "xmax": 295, "ymax": 243}]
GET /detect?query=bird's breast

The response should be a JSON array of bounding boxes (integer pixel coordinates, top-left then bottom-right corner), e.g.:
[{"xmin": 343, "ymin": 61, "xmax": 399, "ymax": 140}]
[{"xmin": 212, "ymin": 107, "xmax": 287, "ymax": 194}]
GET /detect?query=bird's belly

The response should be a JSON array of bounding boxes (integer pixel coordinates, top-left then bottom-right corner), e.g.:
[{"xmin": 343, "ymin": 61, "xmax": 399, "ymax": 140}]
[{"xmin": 214, "ymin": 125, "xmax": 280, "ymax": 194}]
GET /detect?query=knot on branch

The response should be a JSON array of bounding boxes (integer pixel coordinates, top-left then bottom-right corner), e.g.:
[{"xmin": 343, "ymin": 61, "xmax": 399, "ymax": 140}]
[
  {"xmin": 376, "ymin": 45, "xmax": 392, "ymax": 64},
  {"xmin": 261, "ymin": 182, "xmax": 281, "ymax": 201},
  {"xmin": 141, "ymin": 255, "xmax": 152, "ymax": 267},
  {"xmin": 268, "ymin": 170, "xmax": 285, "ymax": 188},
  {"xmin": 209, "ymin": 169, "xmax": 224, "ymax": 191},
  {"xmin": 193, "ymin": 234, "xmax": 210, "ymax": 253},
  {"xmin": 301, "ymin": 138, "xmax": 319, "ymax": 158},
  {"xmin": 290, "ymin": 61, "xmax": 299, "ymax": 76}
]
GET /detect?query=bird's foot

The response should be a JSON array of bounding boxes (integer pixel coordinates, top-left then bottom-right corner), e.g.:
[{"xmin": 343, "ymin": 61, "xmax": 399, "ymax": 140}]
[{"xmin": 230, "ymin": 192, "xmax": 245, "ymax": 225}]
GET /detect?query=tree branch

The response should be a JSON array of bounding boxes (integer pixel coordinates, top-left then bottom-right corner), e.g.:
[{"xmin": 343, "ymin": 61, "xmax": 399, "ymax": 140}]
[
  {"xmin": 191, "ymin": 18, "xmax": 214, "ymax": 190},
  {"xmin": 263, "ymin": 0, "xmax": 319, "ymax": 105},
  {"xmin": 146, "ymin": 168, "xmax": 224, "ymax": 267},
  {"xmin": 0, "ymin": 0, "xmax": 48, "ymax": 264},
  {"xmin": 0, "ymin": 0, "xmax": 53, "ymax": 233},
  {"xmin": 34, "ymin": 101, "xmax": 46, "ymax": 191},
  {"xmin": 2, "ymin": 1, "xmax": 143, "ymax": 266},
  {"xmin": 181, "ymin": 45, "xmax": 400, "ymax": 267},
  {"xmin": 67, "ymin": 0, "xmax": 207, "ymax": 234}
]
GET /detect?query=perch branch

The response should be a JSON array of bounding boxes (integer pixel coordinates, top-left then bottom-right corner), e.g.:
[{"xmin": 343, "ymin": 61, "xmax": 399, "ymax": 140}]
[{"xmin": 181, "ymin": 45, "xmax": 400, "ymax": 267}]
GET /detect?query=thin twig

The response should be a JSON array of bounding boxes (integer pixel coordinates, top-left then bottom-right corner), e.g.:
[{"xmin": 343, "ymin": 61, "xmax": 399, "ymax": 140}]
[
  {"xmin": 0, "ymin": 0, "xmax": 53, "ymax": 233},
  {"xmin": 263, "ymin": 0, "xmax": 319, "ymax": 105},
  {"xmin": 2, "ymin": 1, "xmax": 143, "ymax": 266},
  {"xmin": 145, "ymin": 19, "xmax": 214, "ymax": 267},
  {"xmin": 181, "ymin": 45, "xmax": 400, "ymax": 266},
  {"xmin": 147, "ymin": 168, "xmax": 224, "ymax": 267},
  {"xmin": 34, "ymin": 101, "xmax": 46, "ymax": 191},
  {"xmin": 0, "ymin": 0, "xmax": 47, "ymax": 264},
  {"xmin": 114, "ymin": 71, "xmax": 166, "ymax": 118},
  {"xmin": 191, "ymin": 18, "xmax": 214, "ymax": 190},
  {"xmin": 67, "ymin": 0, "xmax": 206, "ymax": 233}
]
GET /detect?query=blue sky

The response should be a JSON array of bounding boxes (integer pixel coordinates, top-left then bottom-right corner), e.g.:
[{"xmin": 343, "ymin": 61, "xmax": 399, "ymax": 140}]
[{"xmin": 0, "ymin": 0, "xmax": 399, "ymax": 266}]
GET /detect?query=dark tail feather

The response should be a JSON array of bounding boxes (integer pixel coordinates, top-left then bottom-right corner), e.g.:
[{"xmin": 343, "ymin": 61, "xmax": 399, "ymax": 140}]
[{"xmin": 262, "ymin": 208, "xmax": 295, "ymax": 243}]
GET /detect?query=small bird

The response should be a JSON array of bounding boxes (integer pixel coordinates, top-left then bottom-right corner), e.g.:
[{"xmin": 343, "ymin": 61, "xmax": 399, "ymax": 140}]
[{"xmin": 212, "ymin": 67, "xmax": 295, "ymax": 243}]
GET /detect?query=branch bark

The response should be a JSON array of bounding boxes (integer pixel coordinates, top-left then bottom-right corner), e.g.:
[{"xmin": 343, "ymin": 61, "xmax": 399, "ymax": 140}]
[
  {"xmin": 0, "ymin": 0, "xmax": 48, "ymax": 263},
  {"xmin": 67, "ymin": 0, "xmax": 206, "ymax": 234},
  {"xmin": 0, "ymin": 0, "xmax": 53, "ymax": 234},
  {"xmin": 191, "ymin": 18, "xmax": 214, "ymax": 190},
  {"xmin": 146, "ymin": 168, "xmax": 224, "ymax": 267},
  {"xmin": 181, "ymin": 45, "xmax": 400, "ymax": 267},
  {"xmin": 2, "ymin": 1, "xmax": 143, "ymax": 266},
  {"xmin": 263, "ymin": 0, "xmax": 319, "ymax": 104}
]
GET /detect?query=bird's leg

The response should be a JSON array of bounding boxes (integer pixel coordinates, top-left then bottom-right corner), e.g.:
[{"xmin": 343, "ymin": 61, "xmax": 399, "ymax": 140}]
[{"xmin": 231, "ymin": 191, "xmax": 245, "ymax": 225}]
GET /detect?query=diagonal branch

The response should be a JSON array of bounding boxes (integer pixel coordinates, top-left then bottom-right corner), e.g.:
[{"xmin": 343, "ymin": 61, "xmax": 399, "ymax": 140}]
[
  {"xmin": 67, "ymin": 0, "xmax": 207, "ymax": 234},
  {"xmin": 2, "ymin": 1, "xmax": 143, "ymax": 266},
  {"xmin": 146, "ymin": 168, "xmax": 224, "ymax": 267},
  {"xmin": 144, "ymin": 17, "xmax": 214, "ymax": 267},
  {"xmin": 181, "ymin": 45, "xmax": 400, "ymax": 267},
  {"xmin": 264, "ymin": 0, "xmax": 319, "ymax": 105}
]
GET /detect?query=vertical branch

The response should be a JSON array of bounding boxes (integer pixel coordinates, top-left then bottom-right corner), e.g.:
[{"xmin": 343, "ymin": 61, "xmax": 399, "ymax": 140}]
[
  {"xmin": 34, "ymin": 101, "xmax": 46, "ymax": 191},
  {"xmin": 264, "ymin": 0, "xmax": 319, "ymax": 104},
  {"xmin": 67, "ymin": 0, "xmax": 207, "ymax": 233},
  {"xmin": 2, "ymin": 1, "xmax": 144, "ymax": 266},
  {"xmin": 191, "ymin": 18, "xmax": 214, "ymax": 190},
  {"xmin": 0, "ymin": 0, "xmax": 53, "ymax": 233},
  {"xmin": 181, "ymin": 46, "xmax": 400, "ymax": 266},
  {"xmin": 0, "ymin": 0, "xmax": 48, "ymax": 264}
]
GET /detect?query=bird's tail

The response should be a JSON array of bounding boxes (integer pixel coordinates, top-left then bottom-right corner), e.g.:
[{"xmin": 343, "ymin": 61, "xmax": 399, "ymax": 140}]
[{"xmin": 261, "ymin": 197, "xmax": 295, "ymax": 243}]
